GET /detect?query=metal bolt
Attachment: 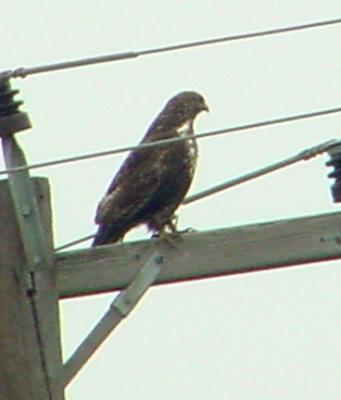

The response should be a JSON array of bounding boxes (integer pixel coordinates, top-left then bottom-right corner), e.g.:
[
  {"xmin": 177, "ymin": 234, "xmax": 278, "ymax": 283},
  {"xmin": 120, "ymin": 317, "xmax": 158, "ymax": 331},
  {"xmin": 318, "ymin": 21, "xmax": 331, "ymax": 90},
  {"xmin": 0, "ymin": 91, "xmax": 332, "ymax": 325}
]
[{"xmin": 21, "ymin": 206, "xmax": 31, "ymax": 217}]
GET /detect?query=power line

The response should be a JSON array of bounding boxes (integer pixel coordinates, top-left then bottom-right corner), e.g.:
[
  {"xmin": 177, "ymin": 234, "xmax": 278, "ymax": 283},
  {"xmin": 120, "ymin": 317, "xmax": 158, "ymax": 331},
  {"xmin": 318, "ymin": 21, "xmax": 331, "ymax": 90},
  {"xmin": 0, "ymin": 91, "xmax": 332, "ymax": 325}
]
[
  {"xmin": 55, "ymin": 138, "xmax": 338, "ymax": 252},
  {"xmin": 2, "ymin": 17, "xmax": 340, "ymax": 79},
  {"xmin": 56, "ymin": 234, "xmax": 94, "ymax": 251},
  {"xmin": 184, "ymin": 139, "xmax": 337, "ymax": 204},
  {"xmin": 1, "ymin": 104, "xmax": 341, "ymax": 176}
]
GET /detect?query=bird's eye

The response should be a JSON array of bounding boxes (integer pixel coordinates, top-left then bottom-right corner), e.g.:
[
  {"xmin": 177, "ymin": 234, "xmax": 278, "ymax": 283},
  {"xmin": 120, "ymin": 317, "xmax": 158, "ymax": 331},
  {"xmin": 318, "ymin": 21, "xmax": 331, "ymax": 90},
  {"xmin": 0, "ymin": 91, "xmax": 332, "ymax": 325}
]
[{"xmin": 176, "ymin": 107, "xmax": 185, "ymax": 117}]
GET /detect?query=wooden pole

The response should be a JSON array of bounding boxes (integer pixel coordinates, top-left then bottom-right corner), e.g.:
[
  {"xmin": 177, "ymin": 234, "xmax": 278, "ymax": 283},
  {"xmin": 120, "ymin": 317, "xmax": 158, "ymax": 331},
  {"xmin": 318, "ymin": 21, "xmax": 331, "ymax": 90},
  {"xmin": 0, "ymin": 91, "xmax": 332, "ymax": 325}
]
[
  {"xmin": 0, "ymin": 178, "xmax": 63, "ymax": 400},
  {"xmin": 57, "ymin": 211, "xmax": 341, "ymax": 298}
]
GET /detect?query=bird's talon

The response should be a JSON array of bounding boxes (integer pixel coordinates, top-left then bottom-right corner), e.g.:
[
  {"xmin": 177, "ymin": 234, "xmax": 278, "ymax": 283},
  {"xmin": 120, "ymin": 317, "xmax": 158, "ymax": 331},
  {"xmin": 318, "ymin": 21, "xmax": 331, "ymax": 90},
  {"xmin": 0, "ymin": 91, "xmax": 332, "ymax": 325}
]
[
  {"xmin": 155, "ymin": 231, "xmax": 180, "ymax": 250},
  {"xmin": 182, "ymin": 227, "xmax": 197, "ymax": 234}
]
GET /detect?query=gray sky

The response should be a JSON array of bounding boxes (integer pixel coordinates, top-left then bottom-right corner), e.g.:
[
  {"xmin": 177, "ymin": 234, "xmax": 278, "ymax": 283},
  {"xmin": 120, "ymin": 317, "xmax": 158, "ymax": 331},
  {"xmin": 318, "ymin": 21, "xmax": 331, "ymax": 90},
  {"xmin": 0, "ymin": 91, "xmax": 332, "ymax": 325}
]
[{"xmin": 2, "ymin": 2, "xmax": 341, "ymax": 399}]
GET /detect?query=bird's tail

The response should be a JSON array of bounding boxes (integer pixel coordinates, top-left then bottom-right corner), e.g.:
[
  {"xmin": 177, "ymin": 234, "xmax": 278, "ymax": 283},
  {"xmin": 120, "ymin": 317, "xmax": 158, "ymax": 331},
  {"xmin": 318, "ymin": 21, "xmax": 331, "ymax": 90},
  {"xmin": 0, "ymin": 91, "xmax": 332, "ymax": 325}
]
[{"xmin": 92, "ymin": 223, "xmax": 125, "ymax": 247}]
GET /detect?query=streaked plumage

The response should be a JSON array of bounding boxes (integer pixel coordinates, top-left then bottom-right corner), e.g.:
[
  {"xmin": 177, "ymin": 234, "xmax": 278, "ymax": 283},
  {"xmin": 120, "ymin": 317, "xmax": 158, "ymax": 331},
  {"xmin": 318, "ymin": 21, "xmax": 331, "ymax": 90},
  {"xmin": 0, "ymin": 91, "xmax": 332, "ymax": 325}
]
[{"xmin": 92, "ymin": 91, "xmax": 208, "ymax": 246}]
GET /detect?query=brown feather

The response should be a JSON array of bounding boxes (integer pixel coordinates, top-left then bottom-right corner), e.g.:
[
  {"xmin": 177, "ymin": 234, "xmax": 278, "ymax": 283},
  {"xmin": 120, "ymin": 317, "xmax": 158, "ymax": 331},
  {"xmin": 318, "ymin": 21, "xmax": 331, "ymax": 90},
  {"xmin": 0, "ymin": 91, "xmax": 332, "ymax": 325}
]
[{"xmin": 92, "ymin": 91, "xmax": 208, "ymax": 246}]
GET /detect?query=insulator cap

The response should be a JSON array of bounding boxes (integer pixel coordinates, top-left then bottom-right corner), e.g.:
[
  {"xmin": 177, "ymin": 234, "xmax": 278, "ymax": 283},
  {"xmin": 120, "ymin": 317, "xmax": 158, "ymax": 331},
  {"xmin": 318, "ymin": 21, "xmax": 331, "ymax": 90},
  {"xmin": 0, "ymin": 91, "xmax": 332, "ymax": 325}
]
[
  {"xmin": 0, "ymin": 78, "xmax": 31, "ymax": 137},
  {"xmin": 326, "ymin": 143, "xmax": 341, "ymax": 203}
]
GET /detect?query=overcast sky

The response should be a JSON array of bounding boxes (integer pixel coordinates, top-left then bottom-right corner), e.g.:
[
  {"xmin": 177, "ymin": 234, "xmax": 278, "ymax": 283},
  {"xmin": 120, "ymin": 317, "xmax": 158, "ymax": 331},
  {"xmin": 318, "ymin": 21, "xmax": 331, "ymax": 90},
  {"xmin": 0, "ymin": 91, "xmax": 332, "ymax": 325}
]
[{"xmin": 2, "ymin": 2, "xmax": 341, "ymax": 399}]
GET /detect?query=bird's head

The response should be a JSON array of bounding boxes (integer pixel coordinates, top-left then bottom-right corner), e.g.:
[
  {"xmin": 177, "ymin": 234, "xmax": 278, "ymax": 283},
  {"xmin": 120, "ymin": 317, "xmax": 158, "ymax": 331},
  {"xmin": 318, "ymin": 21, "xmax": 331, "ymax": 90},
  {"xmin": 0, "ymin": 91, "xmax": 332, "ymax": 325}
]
[{"xmin": 164, "ymin": 91, "xmax": 209, "ymax": 123}]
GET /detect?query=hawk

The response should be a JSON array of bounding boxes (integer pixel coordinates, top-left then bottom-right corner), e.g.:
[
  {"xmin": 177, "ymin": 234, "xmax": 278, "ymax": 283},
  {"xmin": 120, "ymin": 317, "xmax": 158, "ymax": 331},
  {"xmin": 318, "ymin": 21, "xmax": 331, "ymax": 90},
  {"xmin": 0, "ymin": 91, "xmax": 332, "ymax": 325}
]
[{"xmin": 92, "ymin": 91, "xmax": 208, "ymax": 246}]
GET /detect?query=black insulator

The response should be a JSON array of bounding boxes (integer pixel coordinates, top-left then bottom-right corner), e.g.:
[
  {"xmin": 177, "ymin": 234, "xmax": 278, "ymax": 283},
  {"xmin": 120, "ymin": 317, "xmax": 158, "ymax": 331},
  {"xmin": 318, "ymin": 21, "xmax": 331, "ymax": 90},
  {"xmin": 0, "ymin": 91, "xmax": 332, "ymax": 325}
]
[
  {"xmin": 0, "ymin": 80, "xmax": 22, "ymax": 117},
  {"xmin": 326, "ymin": 143, "xmax": 341, "ymax": 203},
  {"xmin": 0, "ymin": 78, "xmax": 31, "ymax": 137}
]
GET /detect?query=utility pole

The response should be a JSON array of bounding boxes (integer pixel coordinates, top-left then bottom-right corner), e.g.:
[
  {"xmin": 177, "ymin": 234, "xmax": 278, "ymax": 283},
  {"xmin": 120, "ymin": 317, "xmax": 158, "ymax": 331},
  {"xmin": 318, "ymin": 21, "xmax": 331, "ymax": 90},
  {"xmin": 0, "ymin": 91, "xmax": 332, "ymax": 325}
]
[
  {"xmin": 2, "ymin": 76, "xmax": 341, "ymax": 398},
  {"xmin": 0, "ymin": 78, "xmax": 63, "ymax": 400},
  {"xmin": 0, "ymin": 179, "xmax": 62, "ymax": 400}
]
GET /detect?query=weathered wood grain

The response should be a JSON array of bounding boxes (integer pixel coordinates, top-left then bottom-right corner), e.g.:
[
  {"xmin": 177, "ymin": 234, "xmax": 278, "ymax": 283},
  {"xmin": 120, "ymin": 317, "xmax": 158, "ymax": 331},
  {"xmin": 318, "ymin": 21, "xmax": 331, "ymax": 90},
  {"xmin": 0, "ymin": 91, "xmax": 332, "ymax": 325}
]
[
  {"xmin": 0, "ymin": 178, "xmax": 63, "ymax": 400},
  {"xmin": 57, "ymin": 211, "xmax": 341, "ymax": 298}
]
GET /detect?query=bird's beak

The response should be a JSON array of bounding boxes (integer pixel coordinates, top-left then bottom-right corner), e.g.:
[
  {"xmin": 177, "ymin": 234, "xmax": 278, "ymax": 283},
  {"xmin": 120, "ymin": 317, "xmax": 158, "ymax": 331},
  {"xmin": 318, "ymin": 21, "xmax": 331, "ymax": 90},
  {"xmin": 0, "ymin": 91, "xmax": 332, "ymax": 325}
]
[{"xmin": 202, "ymin": 102, "xmax": 209, "ymax": 112}]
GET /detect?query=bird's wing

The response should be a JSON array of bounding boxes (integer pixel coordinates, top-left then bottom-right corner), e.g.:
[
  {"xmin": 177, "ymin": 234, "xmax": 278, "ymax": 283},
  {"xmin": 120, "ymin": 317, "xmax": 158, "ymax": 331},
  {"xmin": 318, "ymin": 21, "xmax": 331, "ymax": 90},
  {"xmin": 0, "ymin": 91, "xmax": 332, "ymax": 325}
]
[{"xmin": 95, "ymin": 147, "xmax": 164, "ymax": 225}]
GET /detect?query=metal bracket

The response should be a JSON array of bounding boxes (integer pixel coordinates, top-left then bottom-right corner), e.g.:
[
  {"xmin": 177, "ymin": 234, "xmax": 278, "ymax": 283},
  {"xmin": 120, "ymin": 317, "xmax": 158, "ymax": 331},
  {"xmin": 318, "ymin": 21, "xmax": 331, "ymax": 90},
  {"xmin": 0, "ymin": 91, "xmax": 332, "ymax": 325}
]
[
  {"xmin": 0, "ymin": 79, "xmax": 47, "ymax": 277},
  {"xmin": 2, "ymin": 137, "xmax": 50, "ymax": 274},
  {"xmin": 1, "ymin": 136, "xmax": 58, "ymax": 399},
  {"xmin": 59, "ymin": 251, "xmax": 164, "ymax": 388}
]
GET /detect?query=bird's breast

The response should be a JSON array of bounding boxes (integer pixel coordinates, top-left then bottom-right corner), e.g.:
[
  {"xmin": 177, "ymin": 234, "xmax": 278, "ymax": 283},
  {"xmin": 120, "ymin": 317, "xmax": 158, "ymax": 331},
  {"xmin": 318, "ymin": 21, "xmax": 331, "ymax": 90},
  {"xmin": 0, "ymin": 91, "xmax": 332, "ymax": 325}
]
[
  {"xmin": 175, "ymin": 120, "xmax": 198, "ymax": 172},
  {"xmin": 186, "ymin": 138, "xmax": 198, "ymax": 177}
]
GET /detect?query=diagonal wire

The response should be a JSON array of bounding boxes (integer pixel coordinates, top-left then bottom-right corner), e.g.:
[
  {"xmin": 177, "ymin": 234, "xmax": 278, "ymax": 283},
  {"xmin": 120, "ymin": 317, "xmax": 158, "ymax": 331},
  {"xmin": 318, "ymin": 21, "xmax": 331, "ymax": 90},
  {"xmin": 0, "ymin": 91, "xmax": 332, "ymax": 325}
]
[
  {"xmin": 2, "ymin": 17, "xmax": 341, "ymax": 79},
  {"xmin": 56, "ymin": 234, "xmax": 94, "ymax": 251},
  {"xmin": 54, "ymin": 138, "xmax": 339, "ymax": 252},
  {"xmin": 183, "ymin": 139, "xmax": 338, "ymax": 204},
  {"xmin": 1, "ymin": 104, "xmax": 341, "ymax": 177}
]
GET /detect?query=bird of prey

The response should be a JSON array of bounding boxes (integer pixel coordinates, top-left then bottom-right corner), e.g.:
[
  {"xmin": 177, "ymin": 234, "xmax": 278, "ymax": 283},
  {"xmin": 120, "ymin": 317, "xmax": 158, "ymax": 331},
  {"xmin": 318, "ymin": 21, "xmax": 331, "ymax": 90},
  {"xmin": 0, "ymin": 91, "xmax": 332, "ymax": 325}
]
[{"xmin": 92, "ymin": 91, "xmax": 208, "ymax": 246}]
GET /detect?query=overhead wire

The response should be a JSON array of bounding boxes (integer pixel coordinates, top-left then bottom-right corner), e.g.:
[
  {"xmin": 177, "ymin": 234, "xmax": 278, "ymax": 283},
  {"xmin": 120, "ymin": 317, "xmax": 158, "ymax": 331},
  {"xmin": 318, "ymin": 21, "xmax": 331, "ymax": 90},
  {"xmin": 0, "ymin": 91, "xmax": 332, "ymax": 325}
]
[
  {"xmin": 183, "ymin": 139, "xmax": 337, "ymax": 204},
  {"xmin": 1, "ymin": 104, "xmax": 341, "ymax": 177},
  {"xmin": 1, "ymin": 17, "xmax": 340, "ymax": 79}
]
